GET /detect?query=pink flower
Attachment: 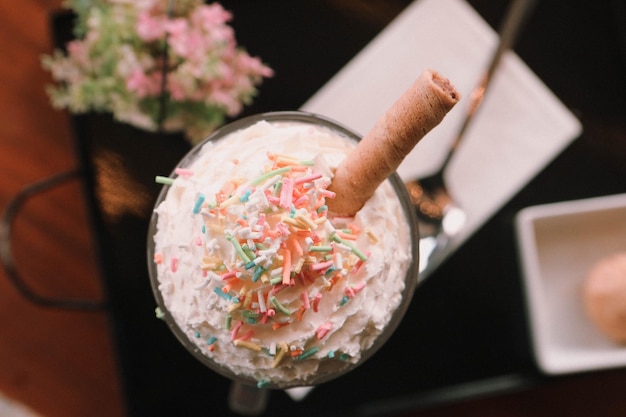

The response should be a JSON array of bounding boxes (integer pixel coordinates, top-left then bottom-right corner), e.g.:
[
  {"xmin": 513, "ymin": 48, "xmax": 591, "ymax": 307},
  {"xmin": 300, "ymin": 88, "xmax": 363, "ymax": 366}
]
[
  {"xmin": 126, "ymin": 69, "xmax": 162, "ymax": 98},
  {"xmin": 210, "ymin": 89, "xmax": 242, "ymax": 116},
  {"xmin": 237, "ymin": 54, "xmax": 274, "ymax": 78},
  {"xmin": 165, "ymin": 18, "xmax": 194, "ymax": 57},
  {"xmin": 66, "ymin": 40, "xmax": 90, "ymax": 67},
  {"xmin": 192, "ymin": 4, "xmax": 232, "ymax": 30},
  {"xmin": 42, "ymin": 0, "xmax": 274, "ymax": 144},
  {"xmin": 166, "ymin": 76, "xmax": 188, "ymax": 101},
  {"xmin": 136, "ymin": 11, "xmax": 166, "ymax": 41}
]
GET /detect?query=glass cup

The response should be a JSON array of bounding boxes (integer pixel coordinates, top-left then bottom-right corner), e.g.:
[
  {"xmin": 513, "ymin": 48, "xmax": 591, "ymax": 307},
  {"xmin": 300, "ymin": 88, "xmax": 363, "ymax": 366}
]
[{"xmin": 147, "ymin": 111, "xmax": 419, "ymax": 413}]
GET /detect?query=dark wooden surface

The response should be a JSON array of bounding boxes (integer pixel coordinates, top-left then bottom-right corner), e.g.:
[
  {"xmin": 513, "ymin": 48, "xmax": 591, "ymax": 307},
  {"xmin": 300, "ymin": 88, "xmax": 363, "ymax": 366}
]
[
  {"xmin": 1, "ymin": 1, "xmax": 626, "ymax": 417},
  {"xmin": 0, "ymin": 1, "xmax": 125, "ymax": 416}
]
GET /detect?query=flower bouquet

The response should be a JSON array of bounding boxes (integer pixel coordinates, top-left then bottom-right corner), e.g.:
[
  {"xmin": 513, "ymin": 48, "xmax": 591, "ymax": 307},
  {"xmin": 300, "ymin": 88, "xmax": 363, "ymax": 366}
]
[{"xmin": 42, "ymin": 0, "xmax": 273, "ymax": 143}]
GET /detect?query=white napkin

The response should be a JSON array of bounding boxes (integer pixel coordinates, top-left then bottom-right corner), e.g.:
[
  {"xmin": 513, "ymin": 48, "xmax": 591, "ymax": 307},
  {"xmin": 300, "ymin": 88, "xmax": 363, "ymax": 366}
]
[{"xmin": 301, "ymin": 0, "xmax": 581, "ymax": 272}]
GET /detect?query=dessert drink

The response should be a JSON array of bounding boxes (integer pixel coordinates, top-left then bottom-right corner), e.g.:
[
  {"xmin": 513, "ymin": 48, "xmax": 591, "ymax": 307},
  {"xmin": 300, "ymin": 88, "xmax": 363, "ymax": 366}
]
[
  {"xmin": 149, "ymin": 113, "xmax": 416, "ymax": 388},
  {"xmin": 148, "ymin": 70, "xmax": 460, "ymax": 389}
]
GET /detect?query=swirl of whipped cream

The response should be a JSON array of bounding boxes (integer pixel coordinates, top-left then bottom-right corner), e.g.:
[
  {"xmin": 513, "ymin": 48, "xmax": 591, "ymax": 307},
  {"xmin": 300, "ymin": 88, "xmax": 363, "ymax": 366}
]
[{"xmin": 152, "ymin": 120, "xmax": 412, "ymax": 387}]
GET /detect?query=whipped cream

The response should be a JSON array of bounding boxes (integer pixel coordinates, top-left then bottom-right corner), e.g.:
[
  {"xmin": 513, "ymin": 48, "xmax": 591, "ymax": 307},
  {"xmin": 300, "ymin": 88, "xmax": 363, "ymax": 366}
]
[{"xmin": 152, "ymin": 120, "xmax": 412, "ymax": 387}]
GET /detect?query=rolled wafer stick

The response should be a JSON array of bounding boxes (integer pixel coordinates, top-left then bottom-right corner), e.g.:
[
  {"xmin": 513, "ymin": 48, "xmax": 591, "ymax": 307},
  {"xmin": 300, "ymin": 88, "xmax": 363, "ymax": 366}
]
[{"xmin": 327, "ymin": 69, "xmax": 461, "ymax": 216}]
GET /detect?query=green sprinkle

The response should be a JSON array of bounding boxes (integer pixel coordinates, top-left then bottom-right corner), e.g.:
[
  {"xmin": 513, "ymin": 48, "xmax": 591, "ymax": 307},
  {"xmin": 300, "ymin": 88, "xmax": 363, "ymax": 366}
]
[
  {"xmin": 242, "ymin": 244, "xmax": 256, "ymax": 261},
  {"xmin": 340, "ymin": 295, "xmax": 350, "ymax": 306},
  {"xmin": 269, "ymin": 295, "xmax": 291, "ymax": 316},
  {"xmin": 251, "ymin": 167, "xmax": 291, "ymax": 185},
  {"xmin": 328, "ymin": 350, "xmax": 335, "ymax": 359},
  {"xmin": 206, "ymin": 336, "xmax": 217, "ymax": 345},
  {"xmin": 269, "ymin": 275, "xmax": 283, "ymax": 285},
  {"xmin": 333, "ymin": 234, "xmax": 368, "ymax": 261},
  {"xmin": 155, "ymin": 176, "xmax": 174, "ymax": 185},
  {"xmin": 273, "ymin": 181, "xmax": 283, "ymax": 196},
  {"xmin": 257, "ymin": 379, "xmax": 270, "ymax": 389},
  {"xmin": 297, "ymin": 346, "xmax": 319, "ymax": 361},
  {"xmin": 300, "ymin": 160, "xmax": 315, "ymax": 166},
  {"xmin": 252, "ymin": 266, "xmax": 265, "ymax": 282},
  {"xmin": 195, "ymin": 331, "xmax": 201, "ymax": 338},
  {"xmin": 309, "ymin": 245, "xmax": 332, "ymax": 252},
  {"xmin": 316, "ymin": 205, "xmax": 328, "ymax": 213},
  {"xmin": 242, "ymin": 310, "xmax": 259, "ymax": 320},
  {"xmin": 225, "ymin": 314, "xmax": 232, "ymax": 330},
  {"xmin": 344, "ymin": 240, "xmax": 368, "ymax": 261},
  {"xmin": 227, "ymin": 235, "xmax": 251, "ymax": 263},
  {"xmin": 155, "ymin": 307, "xmax": 165, "ymax": 319},
  {"xmin": 339, "ymin": 353, "xmax": 351, "ymax": 361}
]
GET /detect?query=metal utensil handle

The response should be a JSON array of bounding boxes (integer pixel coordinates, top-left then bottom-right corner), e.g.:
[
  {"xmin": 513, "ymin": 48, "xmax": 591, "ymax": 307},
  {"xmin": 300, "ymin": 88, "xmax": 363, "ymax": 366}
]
[{"xmin": 442, "ymin": 0, "xmax": 539, "ymax": 169}]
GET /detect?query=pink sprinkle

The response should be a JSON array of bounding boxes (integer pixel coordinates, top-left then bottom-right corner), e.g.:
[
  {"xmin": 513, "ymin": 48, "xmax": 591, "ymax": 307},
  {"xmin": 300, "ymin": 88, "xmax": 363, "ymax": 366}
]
[
  {"xmin": 174, "ymin": 167, "xmax": 194, "ymax": 177},
  {"xmin": 269, "ymin": 284, "xmax": 287, "ymax": 296},
  {"xmin": 170, "ymin": 257, "xmax": 178, "ymax": 273},
  {"xmin": 345, "ymin": 286, "xmax": 356, "ymax": 298},
  {"xmin": 312, "ymin": 293, "xmax": 322, "ymax": 312},
  {"xmin": 231, "ymin": 321, "xmax": 243, "ymax": 341},
  {"xmin": 311, "ymin": 260, "xmax": 334, "ymax": 271},
  {"xmin": 316, "ymin": 321, "xmax": 332, "ymax": 340},
  {"xmin": 279, "ymin": 178, "xmax": 294, "ymax": 209},
  {"xmin": 294, "ymin": 173, "xmax": 322, "ymax": 185},
  {"xmin": 351, "ymin": 251, "xmax": 370, "ymax": 273},
  {"xmin": 195, "ymin": 236, "xmax": 203, "ymax": 246},
  {"xmin": 266, "ymin": 193, "xmax": 280, "ymax": 205},
  {"xmin": 320, "ymin": 189, "xmax": 336, "ymax": 199},
  {"xmin": 276, "ymin": 222, "xmax": 289, "ymax": 236},
  {"xmin": 236, "ymin": 329, "xmax": 254, "ymax": 342},
  {"xmin": 352, "ymin": 282, "xmax": 366, "ymax": 293},
  {"xmin": 294, "ymin": 195, "xmax": 309, "ymax": 207},
  {"xmin": 300, "ymin": 291, "xmax": 310, "ymax": 309},
  {"xmin": 221, "ymin": 270, "xmax": 238, "ymax": 280}
]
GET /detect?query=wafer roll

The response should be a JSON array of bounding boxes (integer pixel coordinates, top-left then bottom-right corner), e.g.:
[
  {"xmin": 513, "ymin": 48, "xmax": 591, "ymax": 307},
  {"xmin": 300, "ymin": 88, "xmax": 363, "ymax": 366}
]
[{"xmin": 327, "ymin": 69, "xmax": 460, "ymax": 216}]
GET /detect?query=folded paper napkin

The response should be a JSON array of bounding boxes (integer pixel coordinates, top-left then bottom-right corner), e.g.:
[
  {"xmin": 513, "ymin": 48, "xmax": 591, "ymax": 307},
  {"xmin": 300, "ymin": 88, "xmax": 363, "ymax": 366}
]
[
  {"xmin": 289, "ymin": 0, "xmax": 580, "ymax": 402},
  {"xmin": 302, "ymin": 0, "xmax": 581, "ymax": 276}
]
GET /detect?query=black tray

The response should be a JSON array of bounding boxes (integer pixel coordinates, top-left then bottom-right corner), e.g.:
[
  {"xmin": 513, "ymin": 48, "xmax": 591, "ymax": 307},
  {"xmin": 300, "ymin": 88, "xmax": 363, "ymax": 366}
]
[{"xmin": 54, "ymin": 1, "xmax": 626, "ymax": 416}]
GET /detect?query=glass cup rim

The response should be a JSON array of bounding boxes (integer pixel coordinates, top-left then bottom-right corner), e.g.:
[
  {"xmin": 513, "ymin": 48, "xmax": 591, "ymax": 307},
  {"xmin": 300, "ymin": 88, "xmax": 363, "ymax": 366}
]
[{"xmin": 147, "ymin": 110, "xmax": 420, "ymax": 389}]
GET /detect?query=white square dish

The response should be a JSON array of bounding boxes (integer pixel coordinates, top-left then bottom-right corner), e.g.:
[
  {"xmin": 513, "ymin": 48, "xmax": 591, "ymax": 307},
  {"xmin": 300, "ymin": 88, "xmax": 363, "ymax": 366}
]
[{"xmin": 516, "ymin": 193, "xmax": 626, "ymax": 375}]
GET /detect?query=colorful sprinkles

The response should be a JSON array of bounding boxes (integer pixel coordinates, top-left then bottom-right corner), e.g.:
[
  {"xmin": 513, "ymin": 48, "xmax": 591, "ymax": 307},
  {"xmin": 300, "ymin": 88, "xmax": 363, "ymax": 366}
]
[{"xmin": 154, "ymin": 151, "xmax": 375, "ymax": 382}]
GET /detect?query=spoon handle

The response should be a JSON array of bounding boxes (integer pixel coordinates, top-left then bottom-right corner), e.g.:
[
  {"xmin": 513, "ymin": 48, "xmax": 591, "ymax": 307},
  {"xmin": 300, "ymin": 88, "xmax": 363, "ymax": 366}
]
[{"xmin": 440, "ymin": 0, "xmax": 539, "ymax": 172}]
